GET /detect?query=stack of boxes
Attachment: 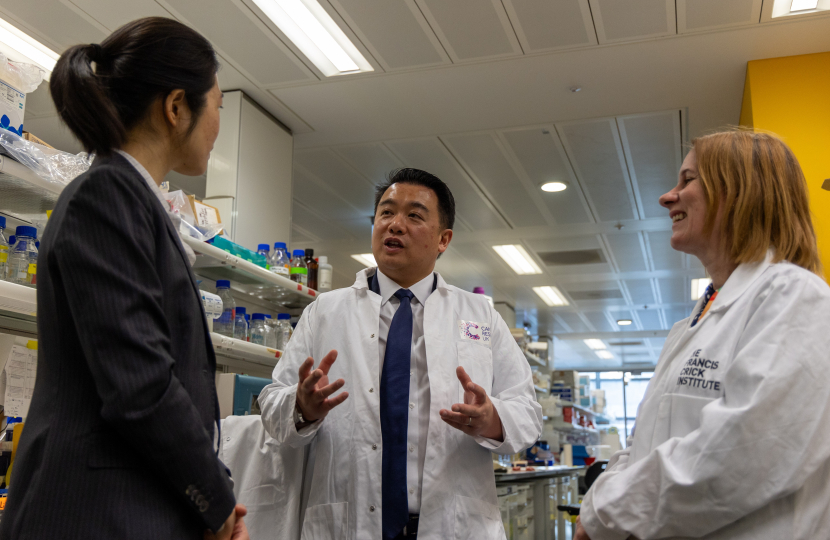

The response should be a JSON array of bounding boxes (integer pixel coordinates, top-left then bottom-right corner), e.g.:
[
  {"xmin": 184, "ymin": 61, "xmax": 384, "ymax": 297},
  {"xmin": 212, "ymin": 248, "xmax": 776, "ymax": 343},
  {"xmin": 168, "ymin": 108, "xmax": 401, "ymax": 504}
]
[
  {"xmin": 591, "ymin": 389, "xmax": 607, "ymax": 414},
  {"xmin": 578, "ymin": 374, "xmax": 592, "ymax": 408},
  {"xmin": 550, "ymin": 370, "xmax": 578, "ymax": 403}
]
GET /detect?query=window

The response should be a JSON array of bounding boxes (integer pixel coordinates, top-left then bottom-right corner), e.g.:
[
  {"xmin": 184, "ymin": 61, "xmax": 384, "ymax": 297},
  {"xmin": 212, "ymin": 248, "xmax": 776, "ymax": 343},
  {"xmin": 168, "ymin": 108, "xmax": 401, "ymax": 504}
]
[{"xmin": 594, "ymin": 371, "xmax": 655, "ymax": 444}]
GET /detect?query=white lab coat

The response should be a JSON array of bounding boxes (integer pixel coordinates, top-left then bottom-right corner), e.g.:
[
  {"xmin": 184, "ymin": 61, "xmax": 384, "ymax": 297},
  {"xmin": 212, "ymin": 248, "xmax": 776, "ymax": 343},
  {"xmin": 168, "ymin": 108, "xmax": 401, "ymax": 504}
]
[
  {"xmin": 581, "ymin": 251, "xmax": 830, "ymax": 540},
  {"xmin": 218, "ymin": 415, "xmax": 310, "ymax": 540},
  {"xmin": 259, "ymin": 269, "xmax": 542, "ymax": 540}
]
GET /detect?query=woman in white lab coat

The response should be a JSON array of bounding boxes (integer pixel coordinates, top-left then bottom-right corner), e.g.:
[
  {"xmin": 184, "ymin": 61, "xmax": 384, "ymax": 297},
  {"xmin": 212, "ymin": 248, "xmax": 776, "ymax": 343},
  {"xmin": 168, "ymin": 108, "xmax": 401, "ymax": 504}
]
[{"xmin": 576, "ymin": 130, "xmax": 830, "ymax": 540}]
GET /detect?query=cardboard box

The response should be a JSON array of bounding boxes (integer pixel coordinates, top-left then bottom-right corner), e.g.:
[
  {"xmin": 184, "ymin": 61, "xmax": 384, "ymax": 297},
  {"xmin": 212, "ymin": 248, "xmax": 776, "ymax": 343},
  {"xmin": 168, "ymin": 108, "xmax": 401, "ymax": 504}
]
[
  {"xmin": 187, "ymin": 194, "xmax": 223, "ymax": 231},
  {"xmin": 22, "ymin": 131, "xmax": 51, "ymax": 148},
  {"xmin": 0, "ymin": 78, "xmax": 25, "ymax": 136},
  {"xmin": 552, "ymin": 370, "xmax": 579, "ymax": 387}
]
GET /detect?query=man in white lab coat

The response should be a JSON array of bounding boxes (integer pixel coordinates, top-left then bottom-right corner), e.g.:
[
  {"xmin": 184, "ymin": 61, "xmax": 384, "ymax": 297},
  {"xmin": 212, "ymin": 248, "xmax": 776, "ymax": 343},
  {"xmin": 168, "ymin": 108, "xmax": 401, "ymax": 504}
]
[{"xmin": 259, "ymin": 168, "xmax": 542, "ymax": 540}]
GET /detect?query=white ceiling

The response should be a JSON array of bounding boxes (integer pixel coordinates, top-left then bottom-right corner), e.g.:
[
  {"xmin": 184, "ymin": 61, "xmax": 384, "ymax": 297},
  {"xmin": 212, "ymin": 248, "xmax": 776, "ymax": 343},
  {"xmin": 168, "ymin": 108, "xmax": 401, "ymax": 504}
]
[{"xmin": 11, "ymin": 0, "xmax": 830, "ymax": 369}]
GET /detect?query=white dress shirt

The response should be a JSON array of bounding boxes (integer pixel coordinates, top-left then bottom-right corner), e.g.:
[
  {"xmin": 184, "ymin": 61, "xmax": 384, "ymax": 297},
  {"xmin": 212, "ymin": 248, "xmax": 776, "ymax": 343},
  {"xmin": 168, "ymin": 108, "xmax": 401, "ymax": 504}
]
[{"xmin": 375, "ymin": 269, "xmax": 434, "ymax": 514}]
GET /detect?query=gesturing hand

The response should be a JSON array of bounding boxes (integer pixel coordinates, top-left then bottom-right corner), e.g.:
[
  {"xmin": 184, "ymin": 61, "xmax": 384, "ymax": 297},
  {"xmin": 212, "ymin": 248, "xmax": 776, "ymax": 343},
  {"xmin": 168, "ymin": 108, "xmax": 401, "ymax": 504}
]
[
  {"xmin": 296, "ymin": 350, "xmax": 348, "ymax": 423},
  {"xmin": 439, "ymin": 366, "xmax": 503, "ymax": 441}
]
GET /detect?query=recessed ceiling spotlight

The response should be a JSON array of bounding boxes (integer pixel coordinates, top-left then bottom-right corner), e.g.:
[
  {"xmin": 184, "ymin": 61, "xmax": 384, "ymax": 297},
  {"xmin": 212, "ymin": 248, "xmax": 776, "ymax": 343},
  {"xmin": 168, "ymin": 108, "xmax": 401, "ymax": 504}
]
[
  {"xmin": 540, "ymin": 182, "xmax": 568, "ymax": 193},
  {"xmin": 616, "ymin": 319, "xmax": 633, "ymax": 326}
]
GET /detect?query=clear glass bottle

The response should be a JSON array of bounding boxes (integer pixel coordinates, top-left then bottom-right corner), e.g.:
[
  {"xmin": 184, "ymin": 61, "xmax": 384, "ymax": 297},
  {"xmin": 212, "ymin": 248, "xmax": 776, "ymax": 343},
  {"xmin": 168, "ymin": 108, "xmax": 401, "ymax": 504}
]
[
  {"xmin": 257, "ymin": 244, "xmax": 271, "ymax": 269},
  {"xmin": 317, "ymin": 256, "xmax": 333, "ymax": 292},
  {"xmin": 234, "ymin": 306, "xmax": 248, "ymax": 341},
  {"xmin": 213, "ymin": 280, "xmax": 235, "ymax": 337},
  {"xmin": 270, "ymin": 242, "xmax": 290, "ymax": 278},
  {"xmin": 8, "ymin": 226, "xmax": 38, "ymax": 288},
  {"xmin": 264, "ymin": 314, "xmax": 279, "ymax": 348},
  {"xmin": 275, "ymin": 313, "xmax": 293, "ymax": 351},
  {"xmin": 0, "ymin": 217, "xmax": 8, "ymax": 282},
  {"xmin": 250, "ymin": 313, "xmax": 269, "ymax": 346},
  {"xmin": 290, "ymin": 249, "xmax": 308, "ymax": 286}
]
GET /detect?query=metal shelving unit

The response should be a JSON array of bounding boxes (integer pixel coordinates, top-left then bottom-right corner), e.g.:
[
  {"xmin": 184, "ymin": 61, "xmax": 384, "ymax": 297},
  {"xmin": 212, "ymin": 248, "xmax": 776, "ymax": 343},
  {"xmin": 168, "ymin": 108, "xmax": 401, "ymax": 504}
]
[{"xmin": 0, "ymin": 155, "xmax": 62, "ymax": 221}]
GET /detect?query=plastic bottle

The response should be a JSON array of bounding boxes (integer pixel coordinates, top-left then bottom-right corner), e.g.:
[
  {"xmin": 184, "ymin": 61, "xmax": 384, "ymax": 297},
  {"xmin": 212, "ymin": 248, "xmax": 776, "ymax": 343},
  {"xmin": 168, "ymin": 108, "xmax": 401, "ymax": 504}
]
[
  {"xmin": 290, "ymin": 249, "xmax": 308, "ymax": 286},
  {"xmin": 264, "ymin": 315, "xmax": 279, "ymax": 348},
  {"xmin": 304, "ymin": 249, "xmax": 318, "ymax": 290},
  {"xmin": 234, "ymin": 306, "xmax": 248, "ymax": 341},
  {"xmin": 213, "ymin": 280, "xmax": 236, "ymax": 337},
  {"xmin": 317, "ymin": 256, "xmax": 333, "ymax": 292},
  {"xmin": 8, "ymin": 226, "xmax": 38, "ymax": 288},
  {"xmin": 270, "ymin": 243, "xmax": 290, "ymax": 278},
  {"xmin": 250, "ymin": 313, "xmax": 269, "ymax": 346},
  {"xmin": 275, "ymin": 313, "xmax": 293, "ymax": 351},
  {"xmin": 0, "ymin": 217, "xmax": 8, "ymax": 282},
  {"xmin": 257, "ymin": 244, "xmax": 271, "ymax": 269}
]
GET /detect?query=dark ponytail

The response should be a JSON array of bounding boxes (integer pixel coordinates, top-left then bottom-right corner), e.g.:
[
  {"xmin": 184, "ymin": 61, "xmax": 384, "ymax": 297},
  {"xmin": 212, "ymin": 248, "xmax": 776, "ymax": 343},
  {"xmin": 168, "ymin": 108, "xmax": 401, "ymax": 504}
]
[{"xmin": 50, "ymin": 17, "xmax": 219, "ymax": 157}]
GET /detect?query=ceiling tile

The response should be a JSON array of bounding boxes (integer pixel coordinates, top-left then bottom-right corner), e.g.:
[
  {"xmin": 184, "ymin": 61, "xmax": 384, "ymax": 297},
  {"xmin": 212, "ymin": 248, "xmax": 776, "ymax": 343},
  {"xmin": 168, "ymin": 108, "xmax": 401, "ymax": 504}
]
[
  {"xmin": 502, "ymin": 0, "xmax": 596, "ymax": 52},
  {"xmin": 584, "ymin": 311, "xmax": 615, "ymax": 332},
  {"xmin": 385, "ymin": 138, "xmax": 508, "ymax": 231},
  {"xmin": 292, "ymin": 203, "xmax": 351, "ymax": 241},
  {"xmin": 415, "ymin": 0, "xmax": 521, "ymax": 61},
  {"xmin": 604, "ymin": 233, "xmax": 647, "ymax": 272},
  {"xmin": 646, "ymin": 231, "xmax": 684, "ymax": 270},
  {"xmin": 501, "ymin": 128, "xmax": 592, "ymax": 224},
  {"xmin": 617, "ymin": 111, "xmax": 682, "ymax": 219},
  {"xmin": 648, "ymin": 337, "xmax": 667, "ymax": 349},
  {"xmin": 590, "ymin": 0, "xmax": 676, "ymax": 43},
  {"xmin": 557, "ymin": 119, "xmax": 637, "ymax": 222},
  {"xmin": 293, "ymin": 169, "xmax": 363, "ymax": 221},
  {"xmin": 624, "ymin": 279, "xmax": 656, "ymax": 305},
  {"xmin": 162, "ymin": 0, "xmax": 314, "ymax": 86},
  {"xmin": 665, "ymin": 307, "xmax": 691, "ymax": 326},
  {"xmin": 441, "ymin": 133, "xmax": 548, "ymax": 228},
  {"xmin": 450, "ymin": 243, "xmax": 516, "ymax": 279},
  {"xmin": 68, "ymin": 0, "xmax": 171, "ymax": 32},
  {"xmin": 330, "ymin": 218, "xmax": 373, "ymax": 243},
  {"xmin": 333, "ymin": 144, "xmax": 403, "ymax": 185},
  {"xmin": 556, "ymin": 313, "xmax": 591, "ymax": 333},
  {"xmin": 0, "ymin": 0, "xmax": 107, "ymax": 50},
  {"xmin": 677, "ymin": 0, "xmax": 763, "ymax": 33},
  {"xmin": 637, "ymin": 309, "xmax": 662, "ymax": 330},
  {"xmin": 294, "ymin": 149, "xmax": 376, "ymax": 215},
  {"xmin": 658, "ymin": 277, "xmax": 687, "ymax": 304},
  {"xmin": 290, "ymin": 225, "xmax": 316, "ymax": 244},
  {"xmin": 327, "ymin": 0, "xmax": 447, "ymax": 70}
]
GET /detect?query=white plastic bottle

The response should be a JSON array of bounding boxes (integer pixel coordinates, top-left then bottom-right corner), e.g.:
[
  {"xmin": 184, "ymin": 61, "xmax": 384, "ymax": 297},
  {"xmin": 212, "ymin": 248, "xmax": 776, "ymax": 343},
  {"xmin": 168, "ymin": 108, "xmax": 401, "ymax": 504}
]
[
  {"xmin": 250, "ymin": 313, "xmax": 269, "ymax": 346},
  {"xmin": 0, "ymin": 217, "xmax": 8, "ymax": 282},
  {"xmin": 213, "ymin": 280, "xmax": 236, "ymax": 338},
  {"xmin": 317, "ymin": 256, "xmax": 333, "ymax": 292},
  {"xmin": 270, "ymin": 243, "xmax": 290, "ymax": 277},
  {"xmin": 8, "ymin": 226, "xmax": 38, "ymax": 288},
  {"xmin": 290, "ymin": 249, "xmax": 308, "ymax": 286},
  {"xmin": 234, "ymin": 306, "xmax": 248, "ymax": 341},
  {"xmin": 275, "ymin": 313, "xmax": 293, "ymax": 351}
]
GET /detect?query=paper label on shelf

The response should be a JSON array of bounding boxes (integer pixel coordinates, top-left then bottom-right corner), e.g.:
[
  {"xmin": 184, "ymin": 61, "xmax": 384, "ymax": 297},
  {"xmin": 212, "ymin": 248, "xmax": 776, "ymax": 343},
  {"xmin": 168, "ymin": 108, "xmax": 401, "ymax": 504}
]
[{"xmin": 2, "ymin": 344, "xmax": 37, "ymax": 417}]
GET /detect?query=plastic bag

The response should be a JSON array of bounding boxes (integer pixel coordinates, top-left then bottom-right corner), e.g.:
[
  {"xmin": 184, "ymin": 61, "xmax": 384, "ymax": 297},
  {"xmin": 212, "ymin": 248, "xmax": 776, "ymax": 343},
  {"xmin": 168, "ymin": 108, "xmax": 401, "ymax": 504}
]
[
  {"xmin": 0, "ymin": 52, "xmax": 45, "ymax": 94},
  {"xmin": 163, "ymin": 189, "xmax": 223, "ymax": 242},
  {"xmin": 0, "ymin": 129, "xmax": 91, "ymax": 185}
]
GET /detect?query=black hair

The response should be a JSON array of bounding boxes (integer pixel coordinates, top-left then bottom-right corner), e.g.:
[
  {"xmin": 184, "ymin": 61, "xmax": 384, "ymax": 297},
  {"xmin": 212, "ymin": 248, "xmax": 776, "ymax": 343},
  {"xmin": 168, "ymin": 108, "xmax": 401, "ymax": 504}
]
[
  {"xmin": 373, "ymin": 168, "xmax": 456, "ymax": 230},
  {"xmin": 50, "ymin": 17, "xmax": 219, "ymax": 157}
]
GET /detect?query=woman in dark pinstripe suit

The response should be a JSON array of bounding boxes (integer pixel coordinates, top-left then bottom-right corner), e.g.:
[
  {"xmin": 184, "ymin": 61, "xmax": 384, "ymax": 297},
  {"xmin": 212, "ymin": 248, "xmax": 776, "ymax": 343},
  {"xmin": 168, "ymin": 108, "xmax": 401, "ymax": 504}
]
[{"xmin": 1, "ymin": 17, "xmax": 248, "ymax": 540}]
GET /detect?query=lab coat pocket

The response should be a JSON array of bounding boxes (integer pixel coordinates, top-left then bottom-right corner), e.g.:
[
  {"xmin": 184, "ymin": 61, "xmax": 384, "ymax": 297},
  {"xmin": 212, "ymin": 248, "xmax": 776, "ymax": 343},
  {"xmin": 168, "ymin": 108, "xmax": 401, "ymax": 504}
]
[
  {"xmin": 301, "ymin": 502, "xmax": 349, "ymax": 540},
  {"xmin": 668, "ymin": 393, "xmax": 714, "ymax": 439},
  {"xmin": 453, "ymin": 495, "xmax": 504, "ymax": 540},
  {"xmin": 457, "ymin": 341, "xmax": 494, "ymax": 404}
]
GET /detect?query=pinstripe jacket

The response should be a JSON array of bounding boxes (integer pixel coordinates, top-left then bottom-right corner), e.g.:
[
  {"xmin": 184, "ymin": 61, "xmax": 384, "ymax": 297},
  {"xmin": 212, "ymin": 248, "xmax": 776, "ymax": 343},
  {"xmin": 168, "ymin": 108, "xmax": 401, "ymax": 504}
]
[{"xmin": 0, "ymin": 153, "xmax": 236, "ymax": 539}]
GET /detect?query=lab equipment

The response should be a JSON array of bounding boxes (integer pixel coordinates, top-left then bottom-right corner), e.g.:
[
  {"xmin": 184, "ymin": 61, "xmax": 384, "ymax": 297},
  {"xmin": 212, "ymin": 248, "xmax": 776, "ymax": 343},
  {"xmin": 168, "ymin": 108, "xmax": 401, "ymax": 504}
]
[
  {"xmin": 305, "ymin": 249, "xmax": 318, "ymax": 290},
  {"xmin": 7, "ymin": 227, "xmax": 37, "ymax": 287},
  {"xmin": 257, "ymin": 244, "xmax": 271, "ymax": 269},
  {"xmin": 290, "ymin": 250, "xmax": 307, "ymax": 286},
  {"xmin": 264, "ymin": 315, "xmax": 278, "ymax": 348},
  {"xmin": 317, "ymin": 256, "xmax": 332, "ymax": 292},
  {"xmin": 0, "ymin": 217, "xmax": 8, "ymax": 282},
  {"xmin": 250, "ymin": 313, "xmax": 269, "ymax": 346},
  {"xmin": 234, "ymin": 307, "xmax": 248, "ymax": 341},
  {"xmin": 200, "ymin": 290, "xmax": 223, "ymax": 333},
  {"xmin": 214, "ymin": 280, "xmax": 235, "ymax": 338},
  {"xmin": 270, "ymin": 242, "xmax": 290, "ymax": 277},
  {"xmin": 275, "ymin": 313, "xmax": 292, "ymax": 350}
]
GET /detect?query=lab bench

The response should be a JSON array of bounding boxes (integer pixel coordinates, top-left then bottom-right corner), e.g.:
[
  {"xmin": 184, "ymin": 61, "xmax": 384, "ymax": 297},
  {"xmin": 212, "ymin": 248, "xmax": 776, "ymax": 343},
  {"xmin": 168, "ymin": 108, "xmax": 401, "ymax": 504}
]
[{"xmin": 495, "ymin": 466, "xmax": 584, "ymax": 540}]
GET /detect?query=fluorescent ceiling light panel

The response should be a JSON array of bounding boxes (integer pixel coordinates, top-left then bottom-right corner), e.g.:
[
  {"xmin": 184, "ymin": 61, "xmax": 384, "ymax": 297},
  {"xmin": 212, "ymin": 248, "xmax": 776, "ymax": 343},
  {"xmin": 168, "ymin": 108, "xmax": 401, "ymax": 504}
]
[
  {"xmin": 251, "ymin": 0, "xmax": 373, "ymax": 76},
  {"xmin": 541, "ymin": 182, "xmax": 568, "ymax": 192},
  {"xmin": 583, "ymin": 339, "xmax": 606, "ymax": 350},
  {"xmin": 0, "ymin": 17, "xmax": 59, "ymax": 75},
  {"xmin": 596, "ymin": 350, "xmax": 614, "ymax": 360},
  {"xmin": 791, "ymin": 0, "xmax": 819, "ymax": 11},
  {"xmin": 616, "ymin": 319, "xmax": 632, "ymax": 326},
  {"xmin": 532, "ymin": 286, "xmax": 569, "ymax": 307},
  {"xmin": 691, "ymin": 278, "xmax": 712, "ymax": 300},
  {"xmin": 493, "ymin": 245, "xmax": 542, "ymax": 275},
  {"xmin": 350, "ymin": 253, "xmax": 377, "ymax": 267}
]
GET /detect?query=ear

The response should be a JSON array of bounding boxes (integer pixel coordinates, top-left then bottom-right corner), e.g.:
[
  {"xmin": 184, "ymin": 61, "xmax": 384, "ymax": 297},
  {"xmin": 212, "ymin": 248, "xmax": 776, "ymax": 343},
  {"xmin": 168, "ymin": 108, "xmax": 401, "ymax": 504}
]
[
  {"xmin": 437, "ymin": 228, "xmax": 453, "ymax": 255},
  {"xmin": 163, "ymin": 89, "xmax": 190, "ymax": 131}
]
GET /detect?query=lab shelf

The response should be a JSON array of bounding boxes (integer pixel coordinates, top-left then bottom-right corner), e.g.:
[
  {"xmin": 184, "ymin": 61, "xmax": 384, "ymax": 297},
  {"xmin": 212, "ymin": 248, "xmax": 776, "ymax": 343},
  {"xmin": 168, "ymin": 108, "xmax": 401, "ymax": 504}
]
[
  {"xmin": 524, "ymin": 350, "xmax": 546, "ymax": 368},
  {"xmin": 210, "ymin": 332, "xmax": 282, "ymax": 369},
  {"xmin": 546, "ymin": 419, "xmax": 599, "ymax": 434},
  {"xmin": 0, "ymin": 155, "xmax": 63, "ymax": 219},
  {"xmin": 183, "ymin": 235, "xmax": 317, "ymax": 310},
  {"xmin": 0, "ymin": 281, "xmax": 37, "ymax": 338},
  {"xmin": 556, "ymin": 399, "xmax": 613, "ymax": 424}
]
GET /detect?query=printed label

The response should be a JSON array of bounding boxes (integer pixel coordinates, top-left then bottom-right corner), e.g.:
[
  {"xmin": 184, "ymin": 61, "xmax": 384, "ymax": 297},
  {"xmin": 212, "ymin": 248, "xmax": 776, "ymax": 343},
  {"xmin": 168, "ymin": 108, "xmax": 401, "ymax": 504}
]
[
  {"xmin": 27, "ymin": 264, "xmax": 36, "ymax": 275},
  {"xmin": 458, "ymin": 320, "xmax": 491, "ymax": 345},
  {"xmin": 0, "ymin": 253, "xmax": 6, "ymax": 263},
  {"xmin": 290, "ymin": 267, "xmax": 308, "ymax": 275},
  {"xmin": 676, "ymin": 348, "xmax": 722, "ymax": 392},
  {"xmin": 272, "ymin": 266, "xmax": 290, "ymax": 276}
]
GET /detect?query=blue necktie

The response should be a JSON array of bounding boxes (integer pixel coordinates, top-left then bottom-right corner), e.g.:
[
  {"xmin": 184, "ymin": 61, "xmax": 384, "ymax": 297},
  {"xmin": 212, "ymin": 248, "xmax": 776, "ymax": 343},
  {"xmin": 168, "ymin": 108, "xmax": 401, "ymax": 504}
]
[{"xmin": 381, "ymin": 289, "xmax": 414, "ymax": 540}]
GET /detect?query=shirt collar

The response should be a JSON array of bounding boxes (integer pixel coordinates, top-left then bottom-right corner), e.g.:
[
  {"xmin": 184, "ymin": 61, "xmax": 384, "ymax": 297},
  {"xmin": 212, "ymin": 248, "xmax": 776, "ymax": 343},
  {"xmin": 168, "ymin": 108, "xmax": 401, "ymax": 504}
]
[
  {"xmin": 708, "ymin": 248, "xmax": 776, "ymax": 313},
  {"xmin": 115, "ymin": 149, "xmax": 168, "ymax": 209},
  {"xmin": 375, "ymin": 268, "xmax": 435, "ymax": 306}
]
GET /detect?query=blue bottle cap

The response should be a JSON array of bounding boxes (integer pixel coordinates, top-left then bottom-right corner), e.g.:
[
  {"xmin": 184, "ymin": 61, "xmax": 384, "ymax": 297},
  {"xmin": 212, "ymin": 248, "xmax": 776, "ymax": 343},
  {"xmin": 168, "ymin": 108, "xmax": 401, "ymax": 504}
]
[
  {"xmin": 245, "ymin": 314, "xmax": 250, "ymax": 322},
  {"xmin": 15, "ymin": 226, "xmax": 37, "ymax": 239},
  {"xmin": 0, "ymin": 216, "xmax": 5, "ymax": 229},
  {"xmin": 257, "ymin": 244, "xmax": 270, "ymax": 251},
  {"xmin": 277, "ymin": 313, "xmax": 291, "ymax": 320},
  {"xmin": 252, "ymin": 313, "xmax": 266, "ymax": 320},
  {"xmin": 8, "ymin": 236, "xmax": 15, "ymax": 245},
  {"xmin": 36, "ymin": 241, "xmax": 40, "ymax": 249},
  {"xmin": 216, "ymin": 279, "xmax": 230, "ymax": 288},
  {"xmin": 292, "ymin": 249, "xmax": 305, "ymax": 257},
  {"xmin": 264, "ymin": 314, "xmax": 272, "ymax": 319},
  {"xmin": 236, "ymin": 307, "xmax": 246, "ymax": 315},
  {"xmin": 274, "ymin": 242, "xmax": 287, "ymax": 250}
]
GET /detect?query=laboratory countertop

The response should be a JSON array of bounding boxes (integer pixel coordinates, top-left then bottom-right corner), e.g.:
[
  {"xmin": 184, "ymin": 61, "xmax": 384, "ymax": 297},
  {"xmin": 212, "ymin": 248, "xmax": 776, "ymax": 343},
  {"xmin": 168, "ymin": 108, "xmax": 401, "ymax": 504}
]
[{"xmin": 495, "ymin": 465, "xmax": 586, "ymax": 482}]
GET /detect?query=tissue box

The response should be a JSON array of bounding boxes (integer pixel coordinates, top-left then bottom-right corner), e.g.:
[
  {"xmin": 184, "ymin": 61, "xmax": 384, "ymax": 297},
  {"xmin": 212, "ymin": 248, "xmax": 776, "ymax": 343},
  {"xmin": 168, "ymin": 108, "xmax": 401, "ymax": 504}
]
[{"xmin": 0, "ymin": 78, "xmax": 25, "ymax": 135}]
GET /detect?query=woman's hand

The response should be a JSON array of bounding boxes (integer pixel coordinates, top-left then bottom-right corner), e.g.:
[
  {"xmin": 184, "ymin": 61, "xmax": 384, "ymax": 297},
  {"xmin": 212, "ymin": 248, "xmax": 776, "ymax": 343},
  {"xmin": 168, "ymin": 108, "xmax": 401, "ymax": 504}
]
[{"xmin": 575, "ymin": 516, "xmax": 591, "ymax": 540}]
